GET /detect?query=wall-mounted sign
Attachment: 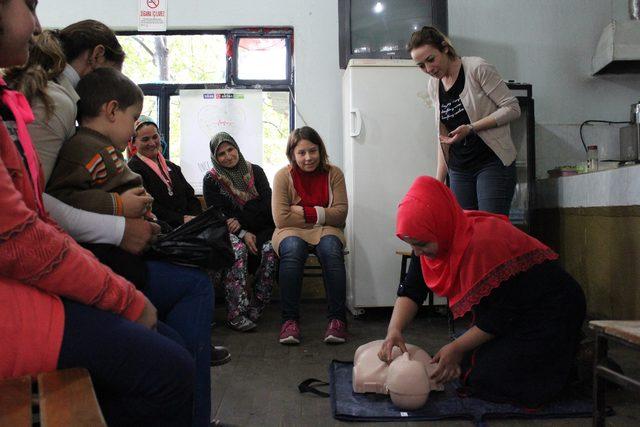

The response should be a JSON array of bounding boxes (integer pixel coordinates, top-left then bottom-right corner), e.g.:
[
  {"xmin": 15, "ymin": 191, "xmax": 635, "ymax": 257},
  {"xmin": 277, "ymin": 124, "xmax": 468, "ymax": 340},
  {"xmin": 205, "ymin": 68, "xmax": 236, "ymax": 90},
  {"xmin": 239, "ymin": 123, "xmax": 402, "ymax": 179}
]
[{"xmin": 138, "ymin": 0, "xmax": 167, "ymax": 32}]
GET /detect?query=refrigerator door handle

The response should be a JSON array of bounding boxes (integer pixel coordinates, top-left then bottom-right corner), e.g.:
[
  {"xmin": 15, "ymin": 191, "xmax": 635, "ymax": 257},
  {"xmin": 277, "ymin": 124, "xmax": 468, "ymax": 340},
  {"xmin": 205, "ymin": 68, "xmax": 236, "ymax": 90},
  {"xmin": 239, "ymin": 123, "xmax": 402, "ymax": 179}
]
[{"xmin": 350, "ymin": 108, "xmax": 362, "ymax": 137}]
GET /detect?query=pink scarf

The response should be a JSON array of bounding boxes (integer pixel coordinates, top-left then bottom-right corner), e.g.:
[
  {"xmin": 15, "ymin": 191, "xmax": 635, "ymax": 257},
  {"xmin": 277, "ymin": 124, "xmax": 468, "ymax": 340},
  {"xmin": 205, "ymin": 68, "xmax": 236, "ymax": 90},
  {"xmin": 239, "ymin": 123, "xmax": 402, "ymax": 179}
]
[
  {"xmin": 0, "ymin": 78, "xmax": 45, "ymax": 216},
  {"xmin": 135, "ymin": 152, "xmax": 173, "ymax": 195}
]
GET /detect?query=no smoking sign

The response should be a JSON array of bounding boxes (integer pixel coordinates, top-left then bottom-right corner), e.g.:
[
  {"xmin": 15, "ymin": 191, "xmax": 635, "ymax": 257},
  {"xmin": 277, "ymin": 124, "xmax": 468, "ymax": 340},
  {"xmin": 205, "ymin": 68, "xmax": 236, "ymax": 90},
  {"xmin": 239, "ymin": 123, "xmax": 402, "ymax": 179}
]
[{"xmin": 138, "ymin": 0, "xmax": 167, "ymax": 32}]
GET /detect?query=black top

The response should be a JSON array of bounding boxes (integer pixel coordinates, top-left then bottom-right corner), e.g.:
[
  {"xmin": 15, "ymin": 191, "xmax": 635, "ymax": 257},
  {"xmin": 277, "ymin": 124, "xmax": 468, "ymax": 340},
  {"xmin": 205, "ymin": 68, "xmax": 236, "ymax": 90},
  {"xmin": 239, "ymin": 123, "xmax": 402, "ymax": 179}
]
[
  {"xmin": 202, "ymin": 164, "xmax": 275, "ymax": 247},
  {"xmin": 398, "ymin": 253, "xmax": 586, "ymax": 407},
  {"xmin": 439, "ymin": 65, "xmax": 499, "ymax": 171},
  {"xmin": 397, "ymin": 254, "xmax": 573, "ymax": 336},
  {"xmin": 127, "ymin": 155, "xmax": 202, "ymax": 228}
]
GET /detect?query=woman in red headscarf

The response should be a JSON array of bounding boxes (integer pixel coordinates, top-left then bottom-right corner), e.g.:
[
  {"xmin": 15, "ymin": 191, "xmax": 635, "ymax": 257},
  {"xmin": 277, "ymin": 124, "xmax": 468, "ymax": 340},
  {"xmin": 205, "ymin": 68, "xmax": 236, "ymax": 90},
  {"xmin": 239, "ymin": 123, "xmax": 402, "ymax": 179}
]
[{"xmin": 379, "ymin": 176, "xmax": 586, "ymax": 407}]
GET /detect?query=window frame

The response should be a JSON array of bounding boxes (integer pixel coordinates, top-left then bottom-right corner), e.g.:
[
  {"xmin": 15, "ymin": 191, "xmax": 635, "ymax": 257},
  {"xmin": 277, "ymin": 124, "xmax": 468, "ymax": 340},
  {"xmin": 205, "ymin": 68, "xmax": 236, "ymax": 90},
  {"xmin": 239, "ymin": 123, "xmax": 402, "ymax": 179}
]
[
  {"xmin": 117, "ymin": 28, "xmax": 295, "ymax": 157},
  {"xmin": 230, "ymin": 29, "xmax": 293, "ymax": 86}
]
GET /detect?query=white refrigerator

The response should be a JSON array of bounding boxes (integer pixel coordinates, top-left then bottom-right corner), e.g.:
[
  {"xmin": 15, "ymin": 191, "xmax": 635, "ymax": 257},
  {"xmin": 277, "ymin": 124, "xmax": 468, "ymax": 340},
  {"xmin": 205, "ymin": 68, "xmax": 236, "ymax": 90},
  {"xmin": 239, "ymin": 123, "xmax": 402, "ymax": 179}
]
[{"xmin": 342, "ymin": 59, "xmax": 442, "ymax": 313}]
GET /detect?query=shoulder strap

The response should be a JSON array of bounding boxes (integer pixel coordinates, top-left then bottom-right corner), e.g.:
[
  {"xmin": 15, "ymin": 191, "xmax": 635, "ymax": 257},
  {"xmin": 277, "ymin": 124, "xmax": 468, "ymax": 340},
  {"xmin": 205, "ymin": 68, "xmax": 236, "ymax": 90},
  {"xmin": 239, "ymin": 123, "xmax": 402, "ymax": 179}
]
[{"xmin": 297, "ymin": 378, "xmax": 330, "ymax": 398}]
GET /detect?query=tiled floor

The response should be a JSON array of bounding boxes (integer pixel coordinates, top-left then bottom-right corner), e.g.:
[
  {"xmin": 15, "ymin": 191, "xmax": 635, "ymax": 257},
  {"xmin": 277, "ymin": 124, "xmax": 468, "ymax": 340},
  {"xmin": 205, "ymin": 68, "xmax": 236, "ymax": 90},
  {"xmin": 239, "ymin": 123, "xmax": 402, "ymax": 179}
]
[{"xmin": 210, "ymin": 301, "xmax": 640, "ymax": 426}]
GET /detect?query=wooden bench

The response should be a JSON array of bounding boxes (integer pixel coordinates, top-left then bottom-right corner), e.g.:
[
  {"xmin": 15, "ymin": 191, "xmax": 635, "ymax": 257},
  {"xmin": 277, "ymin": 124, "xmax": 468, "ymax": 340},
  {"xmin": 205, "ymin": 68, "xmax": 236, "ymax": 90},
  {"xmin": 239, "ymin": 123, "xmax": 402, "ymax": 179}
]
[
  {"xmin": 0, "ymin": 375, "xmax": 31, "ymax": 427},
  {"xmin": 589, "ymin": 320, "xmax": 640, "ymax": 427},
  {"xmin": 0, "ymin": 368, "xmax": 106, "ymax": 427}
]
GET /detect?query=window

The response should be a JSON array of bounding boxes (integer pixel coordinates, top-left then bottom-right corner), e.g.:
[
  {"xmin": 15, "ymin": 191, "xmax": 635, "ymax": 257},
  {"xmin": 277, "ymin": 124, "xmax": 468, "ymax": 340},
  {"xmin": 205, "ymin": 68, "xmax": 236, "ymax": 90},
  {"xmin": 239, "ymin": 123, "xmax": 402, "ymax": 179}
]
[
  {"xmin": 117, "ymin": 29, "xmax": 294, "ymax": 191},
  {"xmin": 120, "ymin": 34, "xmax": 226, "ymax": 84},
  {"xmin": 236, "ymin": 37, "xmax": 289, "ymax": 82}
]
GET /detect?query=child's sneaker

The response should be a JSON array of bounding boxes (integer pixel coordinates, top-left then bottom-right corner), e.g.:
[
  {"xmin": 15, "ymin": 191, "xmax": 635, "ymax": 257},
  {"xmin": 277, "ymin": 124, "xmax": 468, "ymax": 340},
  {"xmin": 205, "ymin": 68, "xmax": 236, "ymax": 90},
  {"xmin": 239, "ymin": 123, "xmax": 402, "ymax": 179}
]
[
  {"xmin": 227, "ymin": 315, "xmax": 256, "ymax": 332},
  {"xmin": 323, "ymin": 319, "xmax": 347, "ymax": 344},
  {"xmin": 279, "ymin": 320, "xmax": 301, "ymax": 344}
]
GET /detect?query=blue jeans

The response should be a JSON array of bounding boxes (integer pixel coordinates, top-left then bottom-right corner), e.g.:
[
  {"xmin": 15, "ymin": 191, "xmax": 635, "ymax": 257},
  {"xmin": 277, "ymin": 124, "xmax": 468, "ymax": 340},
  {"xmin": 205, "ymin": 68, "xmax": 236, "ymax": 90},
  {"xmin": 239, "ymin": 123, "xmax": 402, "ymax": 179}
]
[
  {"xmin": 145, "ymin": 261, "xmax": 213, "ymax": 427},
  {"xmin": 278, "ymin": 236, "xmax": 346, "ymax": 322},
  {"xmin": 448, "ymin": 159, "xmax": 517, "ymax": 215},
  {"xmin": 58, "ymin": 300, "xmax": 194, "ymax": 427}
]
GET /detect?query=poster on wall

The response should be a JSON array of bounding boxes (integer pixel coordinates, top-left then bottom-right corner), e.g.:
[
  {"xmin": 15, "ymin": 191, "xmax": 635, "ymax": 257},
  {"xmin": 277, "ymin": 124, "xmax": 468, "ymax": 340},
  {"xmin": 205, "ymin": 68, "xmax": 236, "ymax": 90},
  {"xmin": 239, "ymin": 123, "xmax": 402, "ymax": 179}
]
[
  {"xmin": 138, "ymin": 0, "xmax": 168, "ymax": 32},
  {"xmin": 180, "ymin": 89, "xmax": 263, "ymax": 194}
]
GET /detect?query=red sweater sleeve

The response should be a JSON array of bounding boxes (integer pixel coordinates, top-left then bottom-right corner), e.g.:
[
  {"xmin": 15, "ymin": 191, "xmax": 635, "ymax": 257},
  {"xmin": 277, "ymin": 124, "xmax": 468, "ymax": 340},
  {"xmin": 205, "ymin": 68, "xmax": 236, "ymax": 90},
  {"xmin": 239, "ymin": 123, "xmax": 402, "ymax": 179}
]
[
  {"xmin": 0, "ymin": 155, "xmax": 145, "ymax": 322},
  {"xmin": 291, "ymin": 167, "xmax": 329, "ymax": 224},
  {"xmin": 303, "ymin": 206, "xmax": 317, "ymax": 223}
]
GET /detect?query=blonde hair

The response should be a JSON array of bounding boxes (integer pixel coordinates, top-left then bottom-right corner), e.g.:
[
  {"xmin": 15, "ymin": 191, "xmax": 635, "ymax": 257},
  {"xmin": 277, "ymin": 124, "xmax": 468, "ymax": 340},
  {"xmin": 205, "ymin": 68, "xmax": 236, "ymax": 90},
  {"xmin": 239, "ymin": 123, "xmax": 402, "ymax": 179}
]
[
  {"xmin": 4, "ymin": 31, "xmax": 66, "ymax": 116},
  {"xmin": 4, "ymin": 20, "xmax": 124, "ymax": 119}
]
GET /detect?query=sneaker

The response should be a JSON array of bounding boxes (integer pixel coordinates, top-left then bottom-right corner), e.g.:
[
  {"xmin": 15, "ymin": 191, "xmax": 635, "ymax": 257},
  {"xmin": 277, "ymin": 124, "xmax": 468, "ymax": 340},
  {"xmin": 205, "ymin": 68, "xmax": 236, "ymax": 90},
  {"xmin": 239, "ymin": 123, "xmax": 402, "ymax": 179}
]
[
  {"xmin": 279, "ymin": 320, "xmax": 301, "ymax": 344},
  {"xmin": 247, "ymin": 305, "xmax": 263, "ymax": 323},
  {"xmin": 227, "ymin": 315, "xmax": 257, "ymax": 332},
  {"xmin": 210, "ymin": 345, "xmax": 231, "ymax": 367},
  {"xmin": 324, "ymin": 319, "xmax": 347, "ymax": 344}
]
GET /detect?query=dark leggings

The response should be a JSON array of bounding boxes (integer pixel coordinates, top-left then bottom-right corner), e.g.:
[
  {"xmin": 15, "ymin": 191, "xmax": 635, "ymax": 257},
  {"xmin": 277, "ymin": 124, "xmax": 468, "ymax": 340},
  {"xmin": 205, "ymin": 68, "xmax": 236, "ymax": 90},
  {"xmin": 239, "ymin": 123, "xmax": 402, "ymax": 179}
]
[{"xmin": 57, "ymin": 299, "xmax": 194, "ymax": 427}]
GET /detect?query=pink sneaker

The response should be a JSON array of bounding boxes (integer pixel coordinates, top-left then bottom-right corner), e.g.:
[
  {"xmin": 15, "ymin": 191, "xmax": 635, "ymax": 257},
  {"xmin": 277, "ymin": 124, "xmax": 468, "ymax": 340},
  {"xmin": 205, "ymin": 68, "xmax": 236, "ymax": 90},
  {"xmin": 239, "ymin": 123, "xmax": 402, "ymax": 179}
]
[
  {"xmin": 324, "ymin": 319, "xmax": 347, "ymax": 343},
  {"xmin": 279, "ymin": 320, "xmax": 301, "ymax": 344}
]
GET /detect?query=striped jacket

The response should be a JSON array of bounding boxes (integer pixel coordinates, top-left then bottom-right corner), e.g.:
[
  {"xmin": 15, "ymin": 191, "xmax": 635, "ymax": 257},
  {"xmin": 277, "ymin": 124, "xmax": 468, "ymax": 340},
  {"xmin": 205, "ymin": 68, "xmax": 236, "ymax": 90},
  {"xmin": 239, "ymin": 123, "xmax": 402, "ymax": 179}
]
[{"xmin": 46, "ymin": 127, "xmax": 143, "ymax": 216}]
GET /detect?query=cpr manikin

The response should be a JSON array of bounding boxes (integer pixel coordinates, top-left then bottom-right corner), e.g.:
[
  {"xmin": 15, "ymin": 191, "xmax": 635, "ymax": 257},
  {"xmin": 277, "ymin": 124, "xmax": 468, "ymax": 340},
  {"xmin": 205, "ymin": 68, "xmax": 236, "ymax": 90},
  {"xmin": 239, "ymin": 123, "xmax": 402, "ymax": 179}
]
[{"xmin": 353, "ymin": 340, "xmax": 444, "ymax": 410}]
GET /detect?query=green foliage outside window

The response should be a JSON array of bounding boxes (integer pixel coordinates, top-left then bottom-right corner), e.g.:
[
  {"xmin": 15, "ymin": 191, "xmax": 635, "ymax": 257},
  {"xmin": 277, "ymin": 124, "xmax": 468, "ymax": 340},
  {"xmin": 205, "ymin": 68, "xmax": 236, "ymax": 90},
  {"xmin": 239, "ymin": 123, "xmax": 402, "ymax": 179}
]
[{"xmin": 116, "ymin": 34, "xmax": 291, "ymax": 181}]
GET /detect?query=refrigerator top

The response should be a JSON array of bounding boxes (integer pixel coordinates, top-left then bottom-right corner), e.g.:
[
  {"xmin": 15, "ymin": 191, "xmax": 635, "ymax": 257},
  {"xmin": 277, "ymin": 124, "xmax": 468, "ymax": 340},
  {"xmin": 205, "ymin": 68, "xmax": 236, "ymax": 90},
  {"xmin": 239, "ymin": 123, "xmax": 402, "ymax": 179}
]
[{"xmin": 347, "ymin": 58, "xmax": 417, "ymax": 68}]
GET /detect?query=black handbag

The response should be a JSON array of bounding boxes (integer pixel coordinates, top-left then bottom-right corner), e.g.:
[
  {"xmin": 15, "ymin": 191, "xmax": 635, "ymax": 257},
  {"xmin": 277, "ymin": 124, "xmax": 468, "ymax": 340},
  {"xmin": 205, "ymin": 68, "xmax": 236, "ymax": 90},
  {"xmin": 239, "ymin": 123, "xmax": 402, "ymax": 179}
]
[{"xmin": 148, "ymin": 206, "xmax": 234, "ymax": 270}]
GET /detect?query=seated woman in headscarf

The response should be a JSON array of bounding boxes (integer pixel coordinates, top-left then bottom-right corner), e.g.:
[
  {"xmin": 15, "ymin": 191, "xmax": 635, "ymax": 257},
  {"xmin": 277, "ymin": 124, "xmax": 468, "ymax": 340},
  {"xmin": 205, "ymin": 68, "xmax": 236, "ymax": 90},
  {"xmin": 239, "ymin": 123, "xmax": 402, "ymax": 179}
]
[
  {"xmin": 127, "ymin": 116, "xmax": 202, "ymax": 228},
  {"xmin": 203, "ymin": 132, "xmax": 277, "ymax": 330},
  {"xmin": 379, "ymin": 176, "xmax": 586, "ymax": 407}
]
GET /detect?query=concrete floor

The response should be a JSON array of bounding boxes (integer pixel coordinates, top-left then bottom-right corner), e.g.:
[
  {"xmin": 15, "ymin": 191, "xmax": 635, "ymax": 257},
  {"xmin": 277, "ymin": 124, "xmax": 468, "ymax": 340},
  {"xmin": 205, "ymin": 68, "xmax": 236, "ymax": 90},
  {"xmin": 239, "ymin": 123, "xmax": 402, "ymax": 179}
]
[{"xmin": 210, "ymin": 301, "xmax": 640, "ymax": 426}]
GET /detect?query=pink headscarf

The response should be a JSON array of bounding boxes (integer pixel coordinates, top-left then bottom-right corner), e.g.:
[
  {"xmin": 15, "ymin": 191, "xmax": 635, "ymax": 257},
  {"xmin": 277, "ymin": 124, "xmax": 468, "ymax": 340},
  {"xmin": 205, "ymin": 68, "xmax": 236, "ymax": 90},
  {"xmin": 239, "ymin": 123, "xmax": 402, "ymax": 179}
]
[
  {"xmin": 396, "ymin": 176, "xmax": 558, "ymax": 318},
  {"xmin": 0, "ymin": 78, "xmax": 45, "ymax": 215}
]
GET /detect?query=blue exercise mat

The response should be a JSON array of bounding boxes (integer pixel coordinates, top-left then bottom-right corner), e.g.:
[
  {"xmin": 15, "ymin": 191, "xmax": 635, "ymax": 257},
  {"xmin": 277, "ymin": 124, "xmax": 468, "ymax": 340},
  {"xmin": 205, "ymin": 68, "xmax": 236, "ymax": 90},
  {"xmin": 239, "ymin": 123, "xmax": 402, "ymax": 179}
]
[{"xmin": 328, "ymin": 360, "xmax": 604, "ymax": 425}]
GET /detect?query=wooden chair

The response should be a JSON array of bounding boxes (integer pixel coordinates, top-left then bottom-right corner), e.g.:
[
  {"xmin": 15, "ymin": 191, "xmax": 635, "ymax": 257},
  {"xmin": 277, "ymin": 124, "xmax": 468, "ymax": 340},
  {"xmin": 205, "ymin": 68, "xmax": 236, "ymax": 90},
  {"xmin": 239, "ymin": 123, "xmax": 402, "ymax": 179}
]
[
  {"xmin": 396, "ymin": 250, "xmax": 455, "ymax": 337},
  {"xmin": 0, "ymin": 368, "xmax": 106, "ymax": 427},
  {"xmin": 303, "ymin": 246, "xmax": 349, "ymax": 278}
]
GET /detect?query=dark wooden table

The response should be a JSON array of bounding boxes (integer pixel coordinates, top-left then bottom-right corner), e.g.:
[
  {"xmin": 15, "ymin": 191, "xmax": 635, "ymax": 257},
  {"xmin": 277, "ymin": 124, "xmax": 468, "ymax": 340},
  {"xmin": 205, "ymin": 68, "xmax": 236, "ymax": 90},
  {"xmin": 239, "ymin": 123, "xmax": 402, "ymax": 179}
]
[{"xmin": 589, "ymin": 320, "xmax": 640, "ymax": 427}]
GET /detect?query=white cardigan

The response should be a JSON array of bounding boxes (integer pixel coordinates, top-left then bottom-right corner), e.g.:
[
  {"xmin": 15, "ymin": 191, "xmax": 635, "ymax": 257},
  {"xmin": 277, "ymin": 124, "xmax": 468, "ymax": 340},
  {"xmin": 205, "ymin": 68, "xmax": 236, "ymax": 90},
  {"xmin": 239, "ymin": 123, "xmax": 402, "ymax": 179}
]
[{"xmin": 427, "ymin": 56, "xmax": 521, "ymax": 166}]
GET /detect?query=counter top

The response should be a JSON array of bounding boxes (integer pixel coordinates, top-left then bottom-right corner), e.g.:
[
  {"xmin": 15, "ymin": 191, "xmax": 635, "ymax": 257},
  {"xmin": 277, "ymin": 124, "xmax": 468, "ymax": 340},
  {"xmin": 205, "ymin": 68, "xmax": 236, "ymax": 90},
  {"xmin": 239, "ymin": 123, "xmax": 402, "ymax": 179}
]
[{"xmin": 536, "ymin": 163, "xmax": 640, "ymax": 208}]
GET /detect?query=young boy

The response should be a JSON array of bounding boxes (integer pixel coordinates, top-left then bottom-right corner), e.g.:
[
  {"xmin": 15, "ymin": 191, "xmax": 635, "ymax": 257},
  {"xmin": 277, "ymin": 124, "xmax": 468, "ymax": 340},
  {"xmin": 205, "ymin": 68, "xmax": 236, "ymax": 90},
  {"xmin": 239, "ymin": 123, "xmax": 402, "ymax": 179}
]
[
  {"xmin": 47, "ymin": 67, "xmax": 152, "ymax": 218},
  {"xmin": 45, "ymin": 68, "xmax": 223, "ymax": 422}
]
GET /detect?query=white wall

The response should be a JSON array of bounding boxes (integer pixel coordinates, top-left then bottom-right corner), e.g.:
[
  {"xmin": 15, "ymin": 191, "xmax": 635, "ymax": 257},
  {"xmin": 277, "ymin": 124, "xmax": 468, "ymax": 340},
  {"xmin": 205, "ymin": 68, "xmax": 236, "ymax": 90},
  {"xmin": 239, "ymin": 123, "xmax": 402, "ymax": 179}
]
[
  {"xmin": 36, "ymin": 0, "xmax": 344, "ymax": 167},
  {"xmin": 37, "ymin": 0, "xmax": 640, "ymax": 178},
  {"xmin": 448, "ymin": 0, "xmax": 640, "ymax": 177}
]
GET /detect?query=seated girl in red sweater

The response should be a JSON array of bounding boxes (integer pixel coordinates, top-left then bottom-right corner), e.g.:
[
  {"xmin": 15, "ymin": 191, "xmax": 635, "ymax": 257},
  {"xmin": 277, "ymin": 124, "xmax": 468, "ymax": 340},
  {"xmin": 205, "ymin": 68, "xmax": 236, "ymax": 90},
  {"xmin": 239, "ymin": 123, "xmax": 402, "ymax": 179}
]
[{"xmin": 271, "ymin": 126, "xmax": 349, "ymax": 345}]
